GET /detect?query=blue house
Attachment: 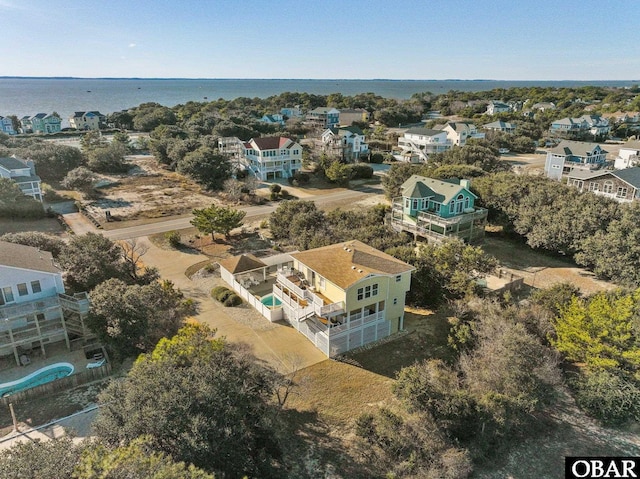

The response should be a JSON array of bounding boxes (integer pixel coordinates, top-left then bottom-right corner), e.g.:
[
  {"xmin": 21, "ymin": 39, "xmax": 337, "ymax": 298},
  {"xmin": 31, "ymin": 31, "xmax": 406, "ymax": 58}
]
[{"xmin": 390, "ymin": 175, "xmax": 488, "ymax": 243}]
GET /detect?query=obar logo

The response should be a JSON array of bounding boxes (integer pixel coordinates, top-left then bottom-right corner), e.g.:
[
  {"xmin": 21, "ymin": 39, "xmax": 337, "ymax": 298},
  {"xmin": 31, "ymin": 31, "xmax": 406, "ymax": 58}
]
[{"xmin": 566, "ymin": 457, "xmax": 639, "ymax": 478}]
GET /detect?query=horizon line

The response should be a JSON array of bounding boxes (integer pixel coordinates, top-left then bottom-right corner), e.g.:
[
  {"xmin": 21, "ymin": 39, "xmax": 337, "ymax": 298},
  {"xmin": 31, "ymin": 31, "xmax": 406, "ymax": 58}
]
[{"xmin": 0, "ymin": 76, "xmax": 638, "ymax": 83}]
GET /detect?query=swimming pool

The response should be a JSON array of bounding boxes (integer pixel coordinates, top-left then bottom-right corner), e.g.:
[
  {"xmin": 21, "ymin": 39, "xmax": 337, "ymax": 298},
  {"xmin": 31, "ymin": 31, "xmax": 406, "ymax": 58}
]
[
  {"xmin": 260, "ymin": 294, "xmax": 282, "ymax": 308},
  {"xmin": 0, "ymin": 362, "xmax": 74, "ymax": 397}
]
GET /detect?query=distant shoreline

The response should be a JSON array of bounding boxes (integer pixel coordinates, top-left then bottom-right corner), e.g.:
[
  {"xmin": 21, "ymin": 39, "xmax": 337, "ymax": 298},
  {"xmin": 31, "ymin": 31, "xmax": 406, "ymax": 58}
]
[{"xmin": 1, "ymin": 76, "xmax": 637, "ymax": 82}]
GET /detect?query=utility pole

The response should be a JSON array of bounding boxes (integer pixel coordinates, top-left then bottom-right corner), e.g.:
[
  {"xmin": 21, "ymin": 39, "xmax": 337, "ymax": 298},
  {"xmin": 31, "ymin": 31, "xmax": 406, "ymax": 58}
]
[{"xmin": 9, "ymin": 403, "xmax": 19, "ymax": 433}]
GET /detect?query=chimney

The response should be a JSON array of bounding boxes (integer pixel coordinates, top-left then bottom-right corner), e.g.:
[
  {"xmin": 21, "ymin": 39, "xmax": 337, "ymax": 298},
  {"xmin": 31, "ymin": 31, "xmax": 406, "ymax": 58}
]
[
  {"xmin": 26, "ymin": 159, "xmax": 36, "ymax": 176},
  {"xmin": 459, "ymin": 178, "xmax": 471, "ymax": 189}
]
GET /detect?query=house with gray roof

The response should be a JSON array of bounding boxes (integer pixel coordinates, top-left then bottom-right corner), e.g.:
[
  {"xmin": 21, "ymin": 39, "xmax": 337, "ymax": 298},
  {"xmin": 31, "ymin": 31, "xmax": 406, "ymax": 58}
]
[
  {"xmin": 614, "ymin": 140, "xmax": 640, "ymax": 169},
  {"xmin": 566, "ymin": 166, "xmax": 640, "ymax": 202},
  {"xmin": 390, "ymin": 175, "xmax": 488, "ymax": 243},
  {"xmin": 305, "ymin": 107, "xmax": 340, "ymax": 129},
  {"xmin": 0, "ymin": 116, "xmax": 16, "ymax": 135},
  {"xmin": 486, "ymin": 101, "xmax": 512, "ymax": 115},
  {"xmin": 321, "ymin": 126, "xmax": 369, "ymax": 161},
  {"xmin": 482, "ymin": 120, "xmax": 517, "ymax": 134},
  {"xmin": 0, "ymin": 156, "xmax": 43, "ymax": 201},
  {"xmin": 69, "ymin": 111, "xmax": 106, "ymax": 130},
  {"xmin": 544, "ymin": 140, "xmax": 608, "ymax": 180},
  {"xmin": 396, "ymin": 127, "xmax": 451, "ymax": 163},
  {"xmin": 436, "ymin": 121, "xmax": 485, "ymax": 147},
  {"xmin": 0, "ymin": 241, "xmax": 91, "ymax": 366},
  {"xmin": 26, "ymin": 113, "xmax": 62, "ymax": 134}
]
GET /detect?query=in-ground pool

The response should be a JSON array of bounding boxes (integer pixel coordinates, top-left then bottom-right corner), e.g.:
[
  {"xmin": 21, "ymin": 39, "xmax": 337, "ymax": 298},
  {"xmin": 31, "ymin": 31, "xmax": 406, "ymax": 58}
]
[
  {"xmin": 260, "ymin": 294, "xmax": 282, "ymax": 308},
  {"xmin": 0, "ymin": 362, "xmax": 74, "ymax": 397}
]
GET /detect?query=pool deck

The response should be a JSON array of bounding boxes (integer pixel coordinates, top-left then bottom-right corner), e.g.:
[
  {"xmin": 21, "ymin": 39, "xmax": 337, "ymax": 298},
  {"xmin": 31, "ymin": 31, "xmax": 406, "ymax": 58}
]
[{"xmin": 0, "ymin": 344, "xmax": 93, "ymax": 384}]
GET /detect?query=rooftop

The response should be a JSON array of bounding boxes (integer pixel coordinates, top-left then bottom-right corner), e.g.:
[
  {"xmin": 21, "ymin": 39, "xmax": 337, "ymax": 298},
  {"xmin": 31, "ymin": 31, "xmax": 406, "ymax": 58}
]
[
  {"xmin": 0, "ymin": 241, "xmax": 61, "ymax": 274},
  {"xmin": 290, "ymin": 240, "xmax": 413, "ymax": 290}
]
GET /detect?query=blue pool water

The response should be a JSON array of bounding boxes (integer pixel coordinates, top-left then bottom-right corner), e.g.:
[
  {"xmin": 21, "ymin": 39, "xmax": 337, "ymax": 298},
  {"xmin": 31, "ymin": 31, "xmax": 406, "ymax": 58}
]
[
  {"xmin": 260, "ymin": 294, "xmax": 282, "ymax": 307},
  {"xmin": 0, "ymin": 362, "xmax": 74, "ymax": 397}
]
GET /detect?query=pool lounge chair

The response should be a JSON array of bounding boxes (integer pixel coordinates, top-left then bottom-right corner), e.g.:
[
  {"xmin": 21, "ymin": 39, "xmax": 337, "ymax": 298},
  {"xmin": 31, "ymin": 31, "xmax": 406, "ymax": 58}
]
[{"xmin": 86, "ymin": 359, "xmax": 106, "ymax": 369}]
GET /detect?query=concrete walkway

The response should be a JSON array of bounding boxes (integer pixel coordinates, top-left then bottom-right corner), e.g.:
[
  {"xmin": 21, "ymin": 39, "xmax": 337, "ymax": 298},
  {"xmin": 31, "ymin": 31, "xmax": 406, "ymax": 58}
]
[{"xmin": 138, "ymin": 237, "xmax": 327, "ymax": 372}]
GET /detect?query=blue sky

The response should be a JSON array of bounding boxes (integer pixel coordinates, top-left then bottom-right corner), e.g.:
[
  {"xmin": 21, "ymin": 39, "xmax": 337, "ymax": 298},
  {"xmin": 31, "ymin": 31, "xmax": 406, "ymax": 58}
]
[{"xmin": 1, "ymin": 0, "xmax": 638, "ymax": 80}]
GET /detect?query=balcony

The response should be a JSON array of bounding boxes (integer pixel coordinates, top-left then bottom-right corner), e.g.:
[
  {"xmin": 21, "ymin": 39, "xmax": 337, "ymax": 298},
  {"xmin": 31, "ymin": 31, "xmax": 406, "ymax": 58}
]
[
  {"xmin": 274, "ymin": 272, "xmax": 344, "ymax": 319},
  {"xmin": 0, "ymin": 295, "xmax": 61, "ymax": 321}
]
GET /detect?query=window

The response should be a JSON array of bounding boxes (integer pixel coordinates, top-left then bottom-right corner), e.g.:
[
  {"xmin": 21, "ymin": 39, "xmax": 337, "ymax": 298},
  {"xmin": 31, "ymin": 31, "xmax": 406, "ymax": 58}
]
[
  {"xmin": 412, "ymin": 199, "xmax": 418, "ymax": 210},
  {"xmin": 616, "ymin": 187, "xmax": 628, "ymax": 199},
  {"xmin": 1, "ymin": 286, "xmax": 14, "ymax": 304},
  {"xmin": 393, "ymin": 298, "xmax": 398, "ymax": 305},
  {"xmin": 603, "ymin": 181, "xmax": 614, "ymax": 194},
  {"xmin": 17, "ymin": 283, "xmax": 28, "ymax": 296},
  {"xmin": 589, "ymin": 182, "xmax": 600, "ymax": 192},
  {"xmin": 404, "ymin": 198, "xmax": 409, "ymax": 208},
  {"xmin": 357, "ymin": 283, "xmax": 378, "ymax": 301},
  {"xmin": 395, "ymin": 275, "xmax": 402, "ymax": 282},
  {"xmin": 31, "ymin": 280, "xmax": 42, "ymax": 293}
]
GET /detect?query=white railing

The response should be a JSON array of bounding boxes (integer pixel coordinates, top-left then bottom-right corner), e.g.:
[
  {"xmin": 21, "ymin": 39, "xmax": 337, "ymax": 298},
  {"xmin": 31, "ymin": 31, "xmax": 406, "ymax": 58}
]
[{"xmin": 0, "ymin": 295, "xmax": 61, "ymax": 321}]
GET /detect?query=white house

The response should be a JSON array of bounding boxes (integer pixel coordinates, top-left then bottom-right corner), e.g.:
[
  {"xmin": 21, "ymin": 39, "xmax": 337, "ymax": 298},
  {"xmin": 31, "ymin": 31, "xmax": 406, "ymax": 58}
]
[
  {"xmin": 321, "ymin": 126, "xmax": 369, "ymax": 161},
  {"xmin": 0, "ymin": 156, "xmax": 43, "ymax": 201},
  {"xmin": 614, "ymin": 140, "xmax": 640, "ymax": 169},
  {"xmin": 242, "ymin": 136, "xmax": 303, "ymax": 181},
  {"xmin": 280, "ymin": 107, "xmax": 304, "ymax": 119},
  {"xmin": 0, "ymin": 242, "xmax": 90, "ymax": 365},
  {"xmin": 396, "ymin": 127, "xmax": 452, "ymax": 162},
  {"xmin": 437, "ymin": 122, "xmax": 485, "ymax": 147},
  {"xmin": 69, "ymin": 111, "xmax": 105, "ymax": 130},
  {"xmin": 486, "ymin": 101, "xmax": 511, "ymax": 115}
]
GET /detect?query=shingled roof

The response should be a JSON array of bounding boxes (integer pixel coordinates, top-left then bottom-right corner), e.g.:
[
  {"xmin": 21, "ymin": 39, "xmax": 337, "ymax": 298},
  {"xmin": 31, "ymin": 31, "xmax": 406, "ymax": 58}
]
[
  {"xmin": 400, "ymin": 175, "xmax": 476, "ymax": 204},
  {"xmin": 245, "ymin": 137, "xmax": 294, "ymax": 150},
  {"xmin": 0, "ymin": 241, "xmax": 61, "ymax": 274},
  {"xmin": 218, "ymin": 254, "xmax": 267, "ymax": 274},
  {"xmin": 291, "ymin": 240, "xmax": 413, "ymax": 290},
  {"xmin": 0, "ymin": 157, "xmax": 29, "ymax": 171},
  {"xmin": 548, "ymin": 140, "xmax": 607, "ymax": 157}
]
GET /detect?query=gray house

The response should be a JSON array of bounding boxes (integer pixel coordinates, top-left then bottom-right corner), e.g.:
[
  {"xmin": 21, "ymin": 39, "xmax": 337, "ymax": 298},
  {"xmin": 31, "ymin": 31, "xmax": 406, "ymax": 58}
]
[{"xmin": 544, "ymin": 140, "xmax": 608, "ymax": 180}]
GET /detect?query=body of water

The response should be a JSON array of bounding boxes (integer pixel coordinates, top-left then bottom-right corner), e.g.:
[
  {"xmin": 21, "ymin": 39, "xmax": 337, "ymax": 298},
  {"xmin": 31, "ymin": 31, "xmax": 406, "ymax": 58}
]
[{"xmin": 0, "ymin": 78, "xmax": 636, "ymax": 128}]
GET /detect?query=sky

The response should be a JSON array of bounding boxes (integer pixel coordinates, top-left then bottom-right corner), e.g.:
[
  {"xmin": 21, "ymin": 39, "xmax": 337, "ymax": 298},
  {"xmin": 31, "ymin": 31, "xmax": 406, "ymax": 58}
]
[{"xmin": 1, "ymin": 0, "xmax": 638, "ymax": 80}]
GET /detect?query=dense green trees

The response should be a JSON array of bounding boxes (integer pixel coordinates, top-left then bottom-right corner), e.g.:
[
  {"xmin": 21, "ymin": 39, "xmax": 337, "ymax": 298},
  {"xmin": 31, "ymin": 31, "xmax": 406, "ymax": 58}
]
[
  {"xmin": 0, "ymin": 178, "xmax": 44, "ymax": 218},
  {"xmin": 387, "ymin": 239, "xmax": 497, "ymax": 307},
  {"xmin": 269, "ymin": 200, "xmax": 407, "ymax": 251},
  {"xmin": 190, "ymin": 204, "xmax": 246, "ymax": 240},
  {"xmin": 61, "ymin": 166, "xmax": 98, "ymax": 197},
  {"xmin": 0, "ymin": 231, "xmax": 66, "ymax": 257},
  {"xmin": 88, "ymin": 278, "xmax": 191, "ymax": 359},
  {"xmin": 94, "ymin": 324, "xmax": 283, "ymax": 478},
  {"xmin": 0, "ymin": 436, "xmax": 215, "ymax": 479},
  {"xmin": 175, "ymin": 147, "xmax": 232, "ymax": 189}
]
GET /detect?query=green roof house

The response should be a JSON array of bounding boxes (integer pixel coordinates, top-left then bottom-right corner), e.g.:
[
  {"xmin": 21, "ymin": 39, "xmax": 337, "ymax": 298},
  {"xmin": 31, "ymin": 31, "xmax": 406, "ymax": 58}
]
[{"xmin": 391, "ymin": 175, "xmax": 488, "ymax": 243}]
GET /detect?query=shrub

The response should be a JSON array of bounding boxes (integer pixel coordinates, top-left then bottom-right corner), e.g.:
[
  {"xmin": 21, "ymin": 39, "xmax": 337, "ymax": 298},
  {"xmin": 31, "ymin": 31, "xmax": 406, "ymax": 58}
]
[
  {"xmin": 571, "ymin": 370, "xmax": 640, "ymax": 425},
  {"xmin": 351, "ymin": 163, "xmax": 374, "ymax": 180},
  {"xmin": 269, "ymin": 183, "xmax": 282, "ymax": 194},
  {"xmin": 211, "ymin": 286, "xmax": 230, "ymax": 301},
  {"xmin": 164, "ymin": 230, "xmax": 181, "ymax": 248},
  {"xmin": 223, "ymin": 293, "xmax": 242, "ymax": 307},
  {"xmin": 287, "ymin": 171, "xmax": 310, "ymax": 185},
  {"xmin": 280, "ymin": 188, "xmax": 289, "ymax": 198},
  {"xmin": 370, "ymin": 152, "xmax": 385, "ymax": 164}
]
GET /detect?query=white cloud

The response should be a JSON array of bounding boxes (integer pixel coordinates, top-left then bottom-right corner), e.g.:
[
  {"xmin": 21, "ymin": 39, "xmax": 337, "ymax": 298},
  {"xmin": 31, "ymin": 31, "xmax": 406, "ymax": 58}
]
[{"xmin": 128, "ymin": 43, "xmax": 137, "ymax": 48}]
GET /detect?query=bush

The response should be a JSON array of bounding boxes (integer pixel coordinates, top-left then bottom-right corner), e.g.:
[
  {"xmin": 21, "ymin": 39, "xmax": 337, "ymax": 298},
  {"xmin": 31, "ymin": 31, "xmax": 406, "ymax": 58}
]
[
  {"xmin": 164, "ymin": 230, "xmax": 181, "ymax": 248},
  {"xmin": 211, "ymin": 286, "xmax": 231, "ymax": 302},
  {"xmin": 571, "ymin": 370, "xmax": 640, "ymax": 425},
  {"xmin": 280, "ymin": 188, "xmax": 289, "ymax": 198},
  {"xmin": 370, "ymin": 152, "xmax": 385, "ymax": 164},
  {"xmin": 223, "ymin": 293, "xmax": 243, "ymax": 307},
  {"xmin": 287, "ymin": 171, "xmax": 310, "ymax": 185},
  {"xmin": 351, "ymin": 163, "xmax": 374, "ymax": 180}
]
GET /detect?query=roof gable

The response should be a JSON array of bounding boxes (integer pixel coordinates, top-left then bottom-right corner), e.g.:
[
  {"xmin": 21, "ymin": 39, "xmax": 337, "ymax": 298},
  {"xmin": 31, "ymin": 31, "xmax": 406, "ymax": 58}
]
[
  {"xmin": 0, "ymin": 241, "xmax": 61, "ymax": 274},
  {"xmin": 401, "ymin": 175, "xmax": 474, "ymax": 203},
  {"xmin": 218, "ymin": 254, "xmax": 267, "ymax": 274}
]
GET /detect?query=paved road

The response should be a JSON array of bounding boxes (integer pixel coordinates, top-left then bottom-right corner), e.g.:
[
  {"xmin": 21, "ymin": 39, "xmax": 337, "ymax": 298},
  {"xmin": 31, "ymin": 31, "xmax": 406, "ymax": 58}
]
[{"xmin": 99, "ymin": 187, "xmax": 382, "ymax": 240}]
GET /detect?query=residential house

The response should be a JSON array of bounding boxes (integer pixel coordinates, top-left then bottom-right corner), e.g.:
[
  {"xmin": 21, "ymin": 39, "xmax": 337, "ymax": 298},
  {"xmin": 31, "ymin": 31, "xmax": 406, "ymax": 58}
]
[
  {"xmin": 549, "ymin": 115, "xmax": 609, "ymax": 140},
  {"xmin": 0, "ymin": 241, "xmax": 90, "ymax": 366},
  {"xmin": 242, "ymin": 136, "xmax": 302, "ymax": 181},
  {"xmin": 396, "ymin": 127, "xmax": 452, "ymax": 163},
  {"xmin": 217, "ymin": 137, "xmax": 246, "ymax": 172},
  {"xmin": 280, "ymin": 107, "xmax": 304, "ymax": 119},
  {"xmin": 566, "ymin": 167, "xmax": 640, "ymax": 202},
  {"xmin": 531, "ymin": 102, "xmax": 556, "ymax": 111},
  {"xmin": 321, "ymin": 126, "xmax": 369, "ymax": 161},
  {"xmin": 614, "ymin": 140, "xmax": 640, "ymax": 169},
  {"xmin": 19, "ymin": 116, "xmax": 32, "ymax": 133},
  {"xmin": 219, "ymin": 240, "xmax": 414, "ymax": 356},
  {"xmin": 482, "ymin": 120, "xmax": 517, "ymax": 134},
  {"xmin": 28, "ymin": 113, "xmax": 62, "ymax": 134},
  {"xmin": 259, "ymin": 114, "xmax": 286, "ymax": 127},
  {"xmin": 0, "ymin": 156, "xmax": 43, "ymax": 201},
  {"xmin": 0, "ymin": 116, "xmax": 16, "ymax": 135},
  {"xmin": 437, "ymin": 122, "xmax": 485, "ymax": 147},
  {"xmin": 306, "ymin": 107, "xmax": 340, "ymax": 129},
  {"xmin": 544, "ymin": 140, "xmax": 608, "ymax": 180},
  {"xmin": 485, "ymin": 101, "xmax": 511, "ymax": 115},
  {"xmin": 338, "ymin": 108, "xmax": 370, "ymax": 126},
  {"xmin": 69, "ymin": 111, "xmax": 106, "ymax": 130},
  {"xmin": 390, "ymin": 175, "xmax": 488, "ymax": 243}
]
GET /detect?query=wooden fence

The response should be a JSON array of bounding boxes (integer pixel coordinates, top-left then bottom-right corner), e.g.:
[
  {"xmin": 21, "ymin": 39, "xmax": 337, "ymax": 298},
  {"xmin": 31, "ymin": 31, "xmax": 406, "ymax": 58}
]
[{"xmin": 1, "ymin": 362, "xmax": 112, "ymax": 406}]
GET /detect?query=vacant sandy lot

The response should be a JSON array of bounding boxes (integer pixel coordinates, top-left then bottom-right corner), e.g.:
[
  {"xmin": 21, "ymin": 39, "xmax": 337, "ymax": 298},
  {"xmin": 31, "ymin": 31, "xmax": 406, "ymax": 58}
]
[{"xmin": 84, "ymin": 155, "xmax": 217, "ymax": 223}]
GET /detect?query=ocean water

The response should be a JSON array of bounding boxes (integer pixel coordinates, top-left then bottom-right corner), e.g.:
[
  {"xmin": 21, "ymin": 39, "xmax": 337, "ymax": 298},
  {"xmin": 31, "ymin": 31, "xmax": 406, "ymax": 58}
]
[{"xmin": 0, "ymin": 78, "xmax": 635, "ymax": 128}]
